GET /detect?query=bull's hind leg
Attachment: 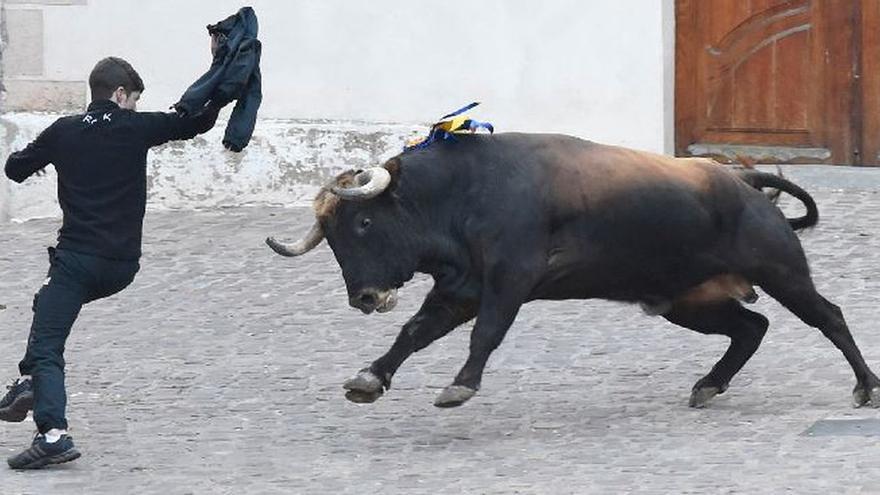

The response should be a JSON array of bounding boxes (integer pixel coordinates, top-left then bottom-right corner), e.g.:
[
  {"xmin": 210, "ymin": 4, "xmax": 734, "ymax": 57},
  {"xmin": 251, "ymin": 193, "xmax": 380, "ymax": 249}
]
[
  {"xmin": 663, "ymin": 300, "xmax": 769, "ymax": 408},
  {"xmin": 759, "ymin": 275, "xmax": 880, "ymax": 407}
]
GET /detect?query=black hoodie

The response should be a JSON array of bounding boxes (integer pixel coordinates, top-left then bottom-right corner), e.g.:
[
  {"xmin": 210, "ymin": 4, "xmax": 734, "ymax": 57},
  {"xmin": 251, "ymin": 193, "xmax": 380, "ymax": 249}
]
[{"xmin": 4, "ymin": 100, "xmax": 219, "ymax": 260}]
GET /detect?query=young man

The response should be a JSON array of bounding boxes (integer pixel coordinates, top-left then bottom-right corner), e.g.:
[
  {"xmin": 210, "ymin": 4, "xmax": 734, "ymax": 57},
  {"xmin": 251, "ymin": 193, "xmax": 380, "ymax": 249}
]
[{"xmin": 1, "ymin": 57, "xmax": 220, "ymax": 469}]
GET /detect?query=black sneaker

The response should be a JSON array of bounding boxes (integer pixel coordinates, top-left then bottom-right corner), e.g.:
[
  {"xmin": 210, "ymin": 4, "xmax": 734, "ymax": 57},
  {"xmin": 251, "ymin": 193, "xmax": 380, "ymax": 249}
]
[
  {"xmin": 0, "ymin": 378, "xmax": 33, "ymax": 422},
  {"xmin": 7, "ymin": 433, "xmax": 81, "ymax": 470}
]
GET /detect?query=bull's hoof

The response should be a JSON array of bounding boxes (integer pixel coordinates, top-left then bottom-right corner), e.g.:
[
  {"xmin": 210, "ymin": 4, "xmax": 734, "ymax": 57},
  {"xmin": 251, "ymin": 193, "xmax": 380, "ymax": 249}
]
[
  {"xmin": 688, "ymin": 377, "xmax": 728, "ymax": 408},
  {"xmin": 345, "ymin": 389, "xmax": 384, "ymax": 404},
  {"xmin": 688, "ymin": 379, "xmax": 727, "ymax": 409},
  {"xmin": 343, "ymin": 369, "xmax": 384, "ymax": 404},
  {"xmin": 852, "ymin": 384, "xmax": 880, "ymax": 408},
  {"xmin": 434, "ymin": 385, "xmax": 476, "ymax": 408},
  {"xmin": 688, "ymin": 386, "xmax": 722, "ymax": 408}
]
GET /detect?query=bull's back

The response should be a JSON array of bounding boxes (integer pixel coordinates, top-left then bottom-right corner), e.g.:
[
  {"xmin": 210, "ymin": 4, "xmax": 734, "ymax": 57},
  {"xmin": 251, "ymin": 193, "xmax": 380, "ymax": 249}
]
[
  {"xmin": 420, "ymin": 132, "xmax": 743, "ymax": 246},
  {"xmin": 481, "ymin": 135, "xmax": 748, "ymax": 301},
  {"xmin": 404, "ymin": 133, "xmax": 761, "ymax": 300},
  {"xmin": 536, "ymin": 138, "xmax": 717, "ymax": 213}
]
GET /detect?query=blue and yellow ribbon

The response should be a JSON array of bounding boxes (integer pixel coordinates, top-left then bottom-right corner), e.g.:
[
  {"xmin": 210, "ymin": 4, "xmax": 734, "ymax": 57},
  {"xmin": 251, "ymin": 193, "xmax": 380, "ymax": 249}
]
[{"xmin": 405, "ymin": 102, "xmax": 495, "ymax": 152}]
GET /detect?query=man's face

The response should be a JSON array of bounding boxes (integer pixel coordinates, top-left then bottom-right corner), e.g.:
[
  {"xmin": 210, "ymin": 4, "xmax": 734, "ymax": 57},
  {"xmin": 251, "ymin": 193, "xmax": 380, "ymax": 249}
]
[{"xmin": 112, "ymin": 87, "xmax": 141, "ymax": 111}]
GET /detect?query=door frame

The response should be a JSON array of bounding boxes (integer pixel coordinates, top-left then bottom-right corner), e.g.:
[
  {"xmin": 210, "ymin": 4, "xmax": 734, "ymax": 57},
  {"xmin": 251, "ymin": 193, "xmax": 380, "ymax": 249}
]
[{"xmin": 862, "ymin": 0, "xmax": 880, "ymax": 165}]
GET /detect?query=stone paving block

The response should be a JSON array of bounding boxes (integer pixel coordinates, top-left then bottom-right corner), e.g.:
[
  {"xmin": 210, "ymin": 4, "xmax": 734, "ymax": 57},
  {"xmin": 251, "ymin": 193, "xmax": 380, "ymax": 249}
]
[
  {"xmin": 802, "ymin": 418, "xmax": 880, "ymax": 437},
  {"xmin": 1, "ymin": 190, "xmax": 880, "ymax": 493}
]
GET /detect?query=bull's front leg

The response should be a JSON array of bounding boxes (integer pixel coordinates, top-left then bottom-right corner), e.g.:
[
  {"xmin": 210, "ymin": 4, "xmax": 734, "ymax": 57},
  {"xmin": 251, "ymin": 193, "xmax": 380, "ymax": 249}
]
[
  {"xmin": 434, "ymin": 288, "xmax": 529, "ymax": 408},
  {"xmin": 343, "ymin": 288, "xmax": 477, "ymax": 403}
]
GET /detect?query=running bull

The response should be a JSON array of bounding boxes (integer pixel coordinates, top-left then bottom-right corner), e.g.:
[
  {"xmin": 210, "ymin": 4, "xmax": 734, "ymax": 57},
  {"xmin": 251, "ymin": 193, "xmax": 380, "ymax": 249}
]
[{"xmin": 267, "ymin": 133, "xmax": 880, "ymax": 409}]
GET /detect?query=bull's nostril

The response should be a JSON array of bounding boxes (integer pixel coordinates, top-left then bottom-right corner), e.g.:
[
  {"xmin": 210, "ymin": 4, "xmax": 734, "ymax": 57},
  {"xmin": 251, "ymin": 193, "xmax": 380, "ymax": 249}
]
[{"xmin": 358, "ymin": 293, "xmax": 377, "ymax": 308}]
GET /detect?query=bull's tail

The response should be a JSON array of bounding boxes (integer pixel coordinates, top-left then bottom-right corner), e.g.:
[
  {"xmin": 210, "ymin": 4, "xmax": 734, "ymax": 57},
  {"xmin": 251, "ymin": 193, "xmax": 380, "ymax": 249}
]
[{"xmin": 737, "ymin": 170, "xmax": 818, "ymax": 230}]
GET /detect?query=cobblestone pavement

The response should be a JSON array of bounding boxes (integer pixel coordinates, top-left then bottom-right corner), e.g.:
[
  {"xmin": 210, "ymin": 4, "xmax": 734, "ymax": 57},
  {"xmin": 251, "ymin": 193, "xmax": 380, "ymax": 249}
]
[{"xmin": 3, "ymin": 177, "xmax": 880, "ymax": 493}]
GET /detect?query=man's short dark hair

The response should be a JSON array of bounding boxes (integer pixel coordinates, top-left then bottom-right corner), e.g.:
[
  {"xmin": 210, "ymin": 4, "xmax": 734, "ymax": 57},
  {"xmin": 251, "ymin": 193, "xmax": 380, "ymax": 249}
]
[{"xmin": 88, "ymin": 57, "xmax": 145, "ymax": 101}]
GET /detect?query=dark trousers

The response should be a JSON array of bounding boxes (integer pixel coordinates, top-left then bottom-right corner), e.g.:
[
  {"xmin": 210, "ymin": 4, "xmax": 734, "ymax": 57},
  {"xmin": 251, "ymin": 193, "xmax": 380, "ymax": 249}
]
[{"xmin": 18, "ymin": 248, "xmax": 139, "ymax": 433}]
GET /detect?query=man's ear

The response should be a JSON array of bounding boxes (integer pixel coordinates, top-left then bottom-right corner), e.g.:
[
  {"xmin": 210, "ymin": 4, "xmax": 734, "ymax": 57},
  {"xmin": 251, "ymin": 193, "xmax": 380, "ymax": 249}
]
[{"xmin": 111, "ymin": 86, "xmax": 127, "ymax": 103}]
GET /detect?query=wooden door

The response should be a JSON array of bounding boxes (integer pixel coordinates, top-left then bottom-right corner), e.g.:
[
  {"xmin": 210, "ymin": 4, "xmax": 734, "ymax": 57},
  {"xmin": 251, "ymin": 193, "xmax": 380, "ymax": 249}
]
[{"xmin": 676, "ymin": 0, "xmax": 864, "ymax": 164}]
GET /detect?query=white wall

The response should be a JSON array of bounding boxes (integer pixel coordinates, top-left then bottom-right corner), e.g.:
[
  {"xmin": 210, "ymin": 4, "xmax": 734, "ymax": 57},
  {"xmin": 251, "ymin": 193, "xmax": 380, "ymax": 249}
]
[
  {"xmin": 1, "ymin": 0, "xmax": 674, "ymax": 221},
  {"xmin": 1, "ymin": 112, "xmax": 425, "ymax": 221},
  {"xmin": 37, "ymin": 0, "xmax": 673, "ymax": 152}
]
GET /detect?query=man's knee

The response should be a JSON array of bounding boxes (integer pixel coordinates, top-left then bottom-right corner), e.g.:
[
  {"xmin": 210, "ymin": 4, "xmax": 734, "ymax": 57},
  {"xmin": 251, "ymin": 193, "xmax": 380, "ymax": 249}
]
[{"xmin": 31, "ymin": 278, "xmax": 52, "ymax": 312}]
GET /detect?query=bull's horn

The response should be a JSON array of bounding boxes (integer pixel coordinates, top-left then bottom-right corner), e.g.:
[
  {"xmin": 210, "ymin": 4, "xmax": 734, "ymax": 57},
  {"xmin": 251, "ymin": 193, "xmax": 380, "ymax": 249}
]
[
  {"xmin": 266, "ymin": 221, "xmax": 324, "ymax": 257},
  {"xmin": 331, "ymin": 167, "xmax": 391, "ymax": 201}
]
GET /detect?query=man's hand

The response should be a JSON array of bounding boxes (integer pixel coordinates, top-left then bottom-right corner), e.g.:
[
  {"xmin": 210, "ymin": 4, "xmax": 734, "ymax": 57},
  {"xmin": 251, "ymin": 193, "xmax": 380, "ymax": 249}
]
[{"xmin": 211, "ymin": 33, "xmax": 227, "ymax": 57}]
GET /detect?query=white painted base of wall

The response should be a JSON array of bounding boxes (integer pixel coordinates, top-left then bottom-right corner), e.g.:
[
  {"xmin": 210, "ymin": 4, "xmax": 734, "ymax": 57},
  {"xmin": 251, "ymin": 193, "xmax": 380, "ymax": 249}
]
[{"xmin": 0, "ymin": 113, "xmax": 425, "ymax": 222}]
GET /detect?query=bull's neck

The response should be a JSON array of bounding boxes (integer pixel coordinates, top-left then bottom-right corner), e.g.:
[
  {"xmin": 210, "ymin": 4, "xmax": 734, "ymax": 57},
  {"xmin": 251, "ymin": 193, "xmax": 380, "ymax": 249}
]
[
  {"xmin": 400, "ymin": 200, "xmax": 472, "ymax": 288},
  {"xmin": 397, "ymin": 151, "xmax": 477, "ymax": 283}
]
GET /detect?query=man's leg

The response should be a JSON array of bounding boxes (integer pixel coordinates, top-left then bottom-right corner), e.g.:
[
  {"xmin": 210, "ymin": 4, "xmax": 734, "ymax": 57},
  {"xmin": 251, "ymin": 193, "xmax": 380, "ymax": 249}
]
[
  {"xmin": 17, "ymin": 249, "xmax": 90, "ymax": 434},
  {"xmin": 7, "ymin": 250, "xmax": 137, "ymax": 469},
  {"xmin": 6, "ymin": 250, "xmax": 96, "ymax": 469}
]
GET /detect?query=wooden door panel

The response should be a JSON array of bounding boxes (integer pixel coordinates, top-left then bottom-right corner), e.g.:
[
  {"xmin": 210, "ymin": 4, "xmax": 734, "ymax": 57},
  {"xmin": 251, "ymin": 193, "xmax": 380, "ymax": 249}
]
[
  {"xmin": 704, "ymin": 28, "xmax": 811, "ymax": 137},
  {"xmin": 773, "ymin": 32, "xmax": 809, "ymax": 131},
  {"xmin": 676, "ymin": 0, "xmax": 858, "ymax": 164},
  {"xmin": 863, "ymin": 0, "xmax": 880, "ymax": 165}
]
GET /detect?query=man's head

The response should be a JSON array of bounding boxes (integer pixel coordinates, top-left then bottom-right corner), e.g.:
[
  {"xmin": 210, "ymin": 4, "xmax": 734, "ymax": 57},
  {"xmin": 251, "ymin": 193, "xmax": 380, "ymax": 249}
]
[{"xmin": 88, "ymin": 57, "xmax": 144, "ymax": 110}]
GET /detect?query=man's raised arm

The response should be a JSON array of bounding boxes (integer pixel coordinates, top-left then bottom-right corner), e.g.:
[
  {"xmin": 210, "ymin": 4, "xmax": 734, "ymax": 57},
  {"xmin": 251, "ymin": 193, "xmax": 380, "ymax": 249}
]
[{"xmin": 140, "ymin": 103, "xmax": 221, "ymax": 148}]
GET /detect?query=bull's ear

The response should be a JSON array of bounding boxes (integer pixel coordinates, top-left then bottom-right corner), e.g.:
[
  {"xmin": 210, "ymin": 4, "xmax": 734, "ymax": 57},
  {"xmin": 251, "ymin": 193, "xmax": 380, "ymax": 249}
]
[{"xmin": 384, "ymin": 157, "xmax": 402, "ymax": 193}]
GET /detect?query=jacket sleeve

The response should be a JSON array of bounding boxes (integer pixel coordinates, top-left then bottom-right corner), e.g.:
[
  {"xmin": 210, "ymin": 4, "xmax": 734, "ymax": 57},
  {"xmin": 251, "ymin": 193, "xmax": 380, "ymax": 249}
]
[
  {"xmin": 173, "ymin": 59, "xmax": 225, "ymax": 117},
  {"xmin": 4, "ymin": 121, "xmax": 57, "ymax": 183},
  {"xmin": 139, "ymin": 104, "xmax": 222, "ymax": 148},
  {"xmin": 213, "ymin": 38, "xmax": 261, "ymax": 107},
  {"xmin": 222, "ymin": 41, "xmax": 262, "ymax": 152}
]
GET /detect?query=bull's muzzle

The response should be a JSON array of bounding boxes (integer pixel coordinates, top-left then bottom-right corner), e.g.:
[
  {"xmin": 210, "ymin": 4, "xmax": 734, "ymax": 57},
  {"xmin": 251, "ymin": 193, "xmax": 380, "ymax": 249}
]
[{"xmin": 350, "ymin": 288, "xmax": 398, "ymax": 314}]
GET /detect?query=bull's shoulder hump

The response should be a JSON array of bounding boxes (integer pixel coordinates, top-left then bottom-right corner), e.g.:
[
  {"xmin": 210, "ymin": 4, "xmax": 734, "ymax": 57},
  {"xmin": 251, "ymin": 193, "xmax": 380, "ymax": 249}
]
[{"xmin": 490, "ymin": 132, "xmax": 596, "ymax": 147}]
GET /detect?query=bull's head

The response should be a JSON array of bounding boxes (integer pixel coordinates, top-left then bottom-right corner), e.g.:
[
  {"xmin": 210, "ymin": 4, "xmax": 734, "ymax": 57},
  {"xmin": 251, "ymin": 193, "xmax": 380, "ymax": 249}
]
[{"xmin": 267, "ymin": 162, "xmax": 419, "ymax": 314}]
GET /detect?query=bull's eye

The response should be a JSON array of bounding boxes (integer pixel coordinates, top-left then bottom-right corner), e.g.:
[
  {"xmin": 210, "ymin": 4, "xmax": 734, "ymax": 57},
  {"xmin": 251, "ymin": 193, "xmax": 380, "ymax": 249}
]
[{"xmin": 356, "ymin": 216, "xmax": 372, "ymax": 235}]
